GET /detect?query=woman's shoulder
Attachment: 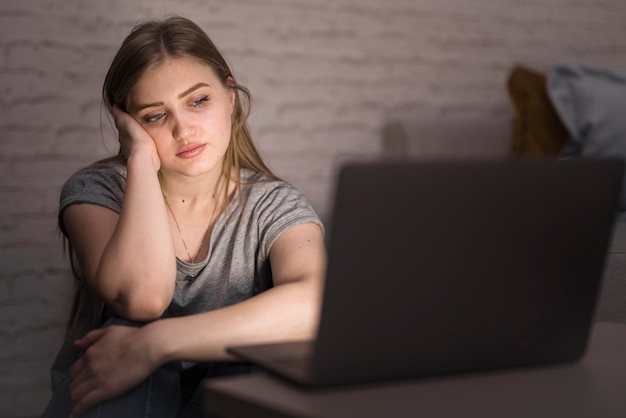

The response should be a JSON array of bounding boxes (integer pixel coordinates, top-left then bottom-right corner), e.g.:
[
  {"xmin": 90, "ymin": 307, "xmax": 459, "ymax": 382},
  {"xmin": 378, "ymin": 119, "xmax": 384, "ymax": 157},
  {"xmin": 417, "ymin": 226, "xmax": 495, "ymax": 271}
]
[
  {"xmin": 238, "ymin": 168, "xmax": 319, "ymax": 218},
  {"xmin": 63, "ymin": 159, "xmax": 127, "ymax": 189},
  {"xmin": 234, "ymin": 169, "xmax": 323, "ymax": 252},
  {"xmin": 80, "ymin": 158, "xmax": 127, "ymax": 179},
  {"xmin": 240, "ymin": 168, "xmax": 281, "ymax": 184},
  {"xmin": 239, "ymin": 168, "xmax": 297, "ymax": 197},
  {"xmin": 60, "ymin": 159, "xmax": 127, "ymax": 213}
]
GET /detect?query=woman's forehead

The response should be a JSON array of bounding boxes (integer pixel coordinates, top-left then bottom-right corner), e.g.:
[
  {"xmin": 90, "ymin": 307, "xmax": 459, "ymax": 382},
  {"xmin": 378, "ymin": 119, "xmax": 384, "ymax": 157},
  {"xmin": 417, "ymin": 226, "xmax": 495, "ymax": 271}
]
[{"xmin": 129, "ymin": 58, "xmax": 222, "ymax": 105}]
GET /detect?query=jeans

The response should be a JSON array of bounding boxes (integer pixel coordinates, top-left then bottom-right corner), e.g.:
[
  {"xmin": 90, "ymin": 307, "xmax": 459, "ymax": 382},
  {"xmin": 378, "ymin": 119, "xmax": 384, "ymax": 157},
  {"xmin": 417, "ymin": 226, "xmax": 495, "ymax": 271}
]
[{"xmin": 41, "ymin": 317, "xmax": 259, "ymax": 418}]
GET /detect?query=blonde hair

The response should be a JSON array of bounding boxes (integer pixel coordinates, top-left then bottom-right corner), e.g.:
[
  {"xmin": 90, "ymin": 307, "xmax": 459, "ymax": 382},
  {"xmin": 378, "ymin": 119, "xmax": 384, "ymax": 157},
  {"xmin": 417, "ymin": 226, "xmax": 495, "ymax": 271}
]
[{"xmin": 65, "ymin": 15, "xmax": 277, "ymax": 333}]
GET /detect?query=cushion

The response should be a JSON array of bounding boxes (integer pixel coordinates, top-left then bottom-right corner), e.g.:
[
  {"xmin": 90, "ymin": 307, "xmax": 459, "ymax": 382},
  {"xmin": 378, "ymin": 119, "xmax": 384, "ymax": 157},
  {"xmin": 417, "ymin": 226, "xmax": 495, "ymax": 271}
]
[
  {"xmin": 547, "ymin": 63, "xmax": 626, "ymax": 210},
  {"xmin": 506, "ymin": 65, "xmax": 569, "ymax": 157}
]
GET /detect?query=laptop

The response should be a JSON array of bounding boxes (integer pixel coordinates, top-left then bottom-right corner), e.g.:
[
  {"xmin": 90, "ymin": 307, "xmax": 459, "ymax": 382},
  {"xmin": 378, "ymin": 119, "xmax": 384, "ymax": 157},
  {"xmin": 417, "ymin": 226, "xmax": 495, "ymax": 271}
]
[{"xmin": 228, "ymin": 158, "xmax": 624, "ymax": 387}]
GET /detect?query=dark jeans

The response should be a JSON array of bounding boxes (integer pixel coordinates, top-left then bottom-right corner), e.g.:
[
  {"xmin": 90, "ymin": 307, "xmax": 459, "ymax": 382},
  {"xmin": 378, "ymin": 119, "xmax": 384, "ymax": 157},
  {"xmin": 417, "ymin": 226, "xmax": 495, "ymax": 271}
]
[{"xmin": 41, "ymin": 317, "xmax": 259, "ymax": 418}]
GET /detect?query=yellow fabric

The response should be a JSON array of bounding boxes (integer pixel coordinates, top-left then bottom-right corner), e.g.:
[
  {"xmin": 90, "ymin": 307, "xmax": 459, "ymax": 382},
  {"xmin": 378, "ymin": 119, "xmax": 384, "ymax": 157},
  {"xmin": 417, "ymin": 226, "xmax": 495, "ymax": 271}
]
[{"xmin": 507, "ymin": 66, "xmax": 569, "ymax": 157}]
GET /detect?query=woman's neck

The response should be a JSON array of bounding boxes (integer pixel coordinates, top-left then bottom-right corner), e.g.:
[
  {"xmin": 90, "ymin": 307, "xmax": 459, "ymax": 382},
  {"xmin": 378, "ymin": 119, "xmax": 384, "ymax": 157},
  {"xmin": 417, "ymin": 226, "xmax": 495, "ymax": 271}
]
[{"xmin": 159, "ymin": 170, "xmax": 223, "ymax": 207}]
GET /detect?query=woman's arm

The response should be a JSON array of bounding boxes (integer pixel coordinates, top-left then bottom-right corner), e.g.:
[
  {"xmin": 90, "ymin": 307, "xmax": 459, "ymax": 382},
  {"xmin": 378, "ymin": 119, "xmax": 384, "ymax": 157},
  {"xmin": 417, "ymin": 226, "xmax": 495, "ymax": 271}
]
[
  {"xmin": 68, "ymin": 222, "xmax": 326, "ymax": 416},
  {"xmin": 63, "ymin": 108, "xmax": 176, "ymax": 321},
  {"xmin": 152, "ymin": 221, "xmax": 327, "ymax": 361}
]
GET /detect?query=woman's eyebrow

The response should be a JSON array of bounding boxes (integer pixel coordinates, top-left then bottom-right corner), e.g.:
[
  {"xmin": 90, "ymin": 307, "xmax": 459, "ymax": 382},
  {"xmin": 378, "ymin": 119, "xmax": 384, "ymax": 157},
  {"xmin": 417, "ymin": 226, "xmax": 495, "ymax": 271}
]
[
  {"xmin": 178, "ymin": 82, "xmax": 211, "ymax": 99},
  {"xmin": 132, "ymin": 83, "xmax": 211, "ymax": 113}
]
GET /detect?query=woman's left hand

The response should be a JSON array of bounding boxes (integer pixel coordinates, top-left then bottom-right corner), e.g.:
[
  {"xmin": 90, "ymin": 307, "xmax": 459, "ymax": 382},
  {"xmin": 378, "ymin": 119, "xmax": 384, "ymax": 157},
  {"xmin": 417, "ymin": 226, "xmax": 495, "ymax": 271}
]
[{"xmin": 69, "ymin": 325, "xmax": 160, "ymax": 417}]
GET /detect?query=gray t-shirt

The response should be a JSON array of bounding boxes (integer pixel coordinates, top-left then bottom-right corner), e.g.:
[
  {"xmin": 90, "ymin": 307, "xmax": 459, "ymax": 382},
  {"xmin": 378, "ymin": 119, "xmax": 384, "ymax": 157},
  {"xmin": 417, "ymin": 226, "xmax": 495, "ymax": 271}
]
[{"xmin": 51, "ymin": 161, "xmax": 323, "ymax": 388}]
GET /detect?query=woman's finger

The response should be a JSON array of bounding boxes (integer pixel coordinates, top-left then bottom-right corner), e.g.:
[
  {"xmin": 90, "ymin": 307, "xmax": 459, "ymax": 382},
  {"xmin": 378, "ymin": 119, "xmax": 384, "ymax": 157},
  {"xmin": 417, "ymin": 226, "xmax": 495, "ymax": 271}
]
[
  {"xmin": 73, "ymin": 328, "xmax": 106, "ymax": 350},
  {"xmin": 109, "ymin": 104, "xmax": 161, "ymax": 170},
  {"xmin": 69, "ymin": 370, "xmax": 96, "ymax": 405},
  {"xmin": 69, "ymin": 355, "xmax": 107, "ymax": 415}
]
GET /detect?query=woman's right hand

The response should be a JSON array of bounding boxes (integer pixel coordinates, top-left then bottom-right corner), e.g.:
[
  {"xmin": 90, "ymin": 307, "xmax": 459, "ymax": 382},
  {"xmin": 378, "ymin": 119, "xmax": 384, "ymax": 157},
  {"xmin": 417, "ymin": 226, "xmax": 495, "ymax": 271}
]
[
  {"xmin": 70, "ymin": 325, "xmax": 162, "ymax": 417},
  {"xmin": 111, "ymin": 105, "xmax": 161, "ymax": 172}
]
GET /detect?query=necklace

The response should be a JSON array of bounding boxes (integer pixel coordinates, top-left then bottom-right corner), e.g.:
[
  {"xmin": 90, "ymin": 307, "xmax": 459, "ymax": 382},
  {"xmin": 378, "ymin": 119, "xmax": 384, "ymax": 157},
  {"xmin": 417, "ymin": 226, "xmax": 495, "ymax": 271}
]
[{"xmin": 164, "ymin": 195, "xmax": 217, "ymax": 268}]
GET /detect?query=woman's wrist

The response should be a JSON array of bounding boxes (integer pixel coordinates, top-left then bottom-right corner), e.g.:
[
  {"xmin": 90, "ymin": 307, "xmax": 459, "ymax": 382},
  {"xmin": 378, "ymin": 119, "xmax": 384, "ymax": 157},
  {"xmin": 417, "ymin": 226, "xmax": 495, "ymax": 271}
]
[
  {"xmin": 142, "ymin": 318, "xmax": 177, "ymax": 366},
  {"xmin": 127, "ymin": 145, "xmax": 160, "ymax": 173}
]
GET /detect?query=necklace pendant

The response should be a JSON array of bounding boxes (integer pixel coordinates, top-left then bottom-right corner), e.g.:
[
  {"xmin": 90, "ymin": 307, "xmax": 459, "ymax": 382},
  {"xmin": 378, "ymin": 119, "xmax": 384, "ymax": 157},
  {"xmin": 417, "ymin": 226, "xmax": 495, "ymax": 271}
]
[{"xmin": 184, "ymin": 274, "xmax": 195, "ymax": 281}]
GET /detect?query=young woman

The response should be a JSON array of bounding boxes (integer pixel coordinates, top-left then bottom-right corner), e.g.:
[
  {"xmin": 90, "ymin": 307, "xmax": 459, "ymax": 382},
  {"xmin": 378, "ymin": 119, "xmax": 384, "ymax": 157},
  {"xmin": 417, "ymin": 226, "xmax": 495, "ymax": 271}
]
[{"xmin": 43, "ymin": 15, "xmax": 326, "ymax": 417}]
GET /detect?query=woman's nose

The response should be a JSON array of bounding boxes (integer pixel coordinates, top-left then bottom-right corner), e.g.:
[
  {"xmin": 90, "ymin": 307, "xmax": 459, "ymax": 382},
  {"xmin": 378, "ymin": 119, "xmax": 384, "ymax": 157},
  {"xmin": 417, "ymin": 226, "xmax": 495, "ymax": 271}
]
[{"xmin": 172, "ymin": 113, "xmax": 196, "ymax": 141}]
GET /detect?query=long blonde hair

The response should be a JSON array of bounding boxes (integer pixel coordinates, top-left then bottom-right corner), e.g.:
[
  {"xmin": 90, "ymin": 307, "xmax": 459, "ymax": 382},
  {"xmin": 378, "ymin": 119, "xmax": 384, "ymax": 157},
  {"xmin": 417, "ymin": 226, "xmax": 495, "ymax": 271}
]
[{"xmin": 64, "ymin": 15, "xmax": 277, "ymax": 333}]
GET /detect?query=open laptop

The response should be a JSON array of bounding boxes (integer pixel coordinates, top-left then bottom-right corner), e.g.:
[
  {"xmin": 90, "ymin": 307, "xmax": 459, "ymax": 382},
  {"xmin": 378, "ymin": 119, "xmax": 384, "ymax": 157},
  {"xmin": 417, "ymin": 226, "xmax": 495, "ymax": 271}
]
[{"xmin": 228, "ymin": 158, "xmax": 624, "ymax": 387}]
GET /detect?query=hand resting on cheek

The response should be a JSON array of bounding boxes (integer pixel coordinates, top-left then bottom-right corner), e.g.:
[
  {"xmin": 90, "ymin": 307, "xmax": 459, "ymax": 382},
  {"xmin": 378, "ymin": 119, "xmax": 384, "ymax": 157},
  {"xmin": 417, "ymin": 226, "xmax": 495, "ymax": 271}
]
[{"xmin": 112, "ymin": 105, "xmax": 161, "ymax": 172}]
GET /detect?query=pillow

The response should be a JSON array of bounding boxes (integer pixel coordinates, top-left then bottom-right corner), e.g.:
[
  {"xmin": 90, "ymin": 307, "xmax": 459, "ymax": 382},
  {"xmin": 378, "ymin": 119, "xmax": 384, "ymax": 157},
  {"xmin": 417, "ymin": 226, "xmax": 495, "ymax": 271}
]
[
  {"xmin": 547, "ymin": 63, "xmax": 626, "ymax": 210},
  {"xmin": 506, "ymin": 65, "xmax": 569, "ymax": 157}
]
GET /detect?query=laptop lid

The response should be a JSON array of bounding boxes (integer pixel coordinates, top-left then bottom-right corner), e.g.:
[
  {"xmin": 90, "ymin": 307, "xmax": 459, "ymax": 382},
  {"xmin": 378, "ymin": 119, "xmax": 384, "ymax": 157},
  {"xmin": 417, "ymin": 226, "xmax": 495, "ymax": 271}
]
[{"xmin": 231, "ymin": 158, "xmax": 623, "ymax": 387}]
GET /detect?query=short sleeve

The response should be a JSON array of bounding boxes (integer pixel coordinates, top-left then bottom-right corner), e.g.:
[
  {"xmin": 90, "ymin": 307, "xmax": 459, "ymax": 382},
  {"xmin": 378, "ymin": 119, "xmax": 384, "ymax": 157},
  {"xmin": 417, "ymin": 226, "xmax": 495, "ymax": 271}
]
[
  {"xmin": 58, "ymin": 163, "xmax": 126, "ymax": 237},
  {"xmin": 259, "ymin": 184, "xmax": 323, "ymax": 255}
]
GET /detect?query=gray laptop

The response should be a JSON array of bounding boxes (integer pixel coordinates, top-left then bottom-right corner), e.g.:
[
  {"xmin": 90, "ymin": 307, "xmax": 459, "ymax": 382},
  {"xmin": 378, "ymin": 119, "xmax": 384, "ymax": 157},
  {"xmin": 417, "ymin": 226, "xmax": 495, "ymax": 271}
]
[{"xmin": 228, "ymin": 158, "xmax": 623, "ymax": 387}]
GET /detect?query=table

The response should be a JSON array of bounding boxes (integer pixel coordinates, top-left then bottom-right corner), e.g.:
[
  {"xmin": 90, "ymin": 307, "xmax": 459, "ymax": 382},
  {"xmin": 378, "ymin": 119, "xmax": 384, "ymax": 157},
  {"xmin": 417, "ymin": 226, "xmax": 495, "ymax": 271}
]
[{"xmin": 203, "ymin": 322, "xmax": 626, "ymax": 417}]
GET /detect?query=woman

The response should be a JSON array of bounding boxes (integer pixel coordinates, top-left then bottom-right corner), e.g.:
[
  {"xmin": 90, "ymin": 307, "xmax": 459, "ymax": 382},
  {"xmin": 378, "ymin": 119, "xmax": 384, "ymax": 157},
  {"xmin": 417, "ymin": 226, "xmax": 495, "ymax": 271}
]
[{"xmin": 43, "ymin": 15, "xmax": 326, "ymax": 417}]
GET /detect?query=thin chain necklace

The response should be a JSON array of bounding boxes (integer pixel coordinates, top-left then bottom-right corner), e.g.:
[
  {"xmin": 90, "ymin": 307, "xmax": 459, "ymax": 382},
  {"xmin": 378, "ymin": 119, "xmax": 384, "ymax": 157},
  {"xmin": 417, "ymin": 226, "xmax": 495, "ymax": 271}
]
[{"xmin": 164, "ymin": 195, "xmax": 217, "ymax": 265}]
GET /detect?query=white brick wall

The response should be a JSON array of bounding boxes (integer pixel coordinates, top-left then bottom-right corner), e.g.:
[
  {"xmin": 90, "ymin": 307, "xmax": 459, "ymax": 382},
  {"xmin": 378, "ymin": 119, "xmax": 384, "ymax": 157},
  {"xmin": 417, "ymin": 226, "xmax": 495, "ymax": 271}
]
[{"xmin": 1, "ymin": 0, "xmax": 625, "ymax": 415}]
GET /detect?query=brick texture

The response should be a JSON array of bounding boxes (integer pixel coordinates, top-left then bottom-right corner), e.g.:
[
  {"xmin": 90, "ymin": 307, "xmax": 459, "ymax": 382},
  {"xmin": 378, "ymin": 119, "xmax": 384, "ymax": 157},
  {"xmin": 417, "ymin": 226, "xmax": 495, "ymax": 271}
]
[{"xmin": 1, "ymin": 0, "xmax": 626, "ymax": 415}]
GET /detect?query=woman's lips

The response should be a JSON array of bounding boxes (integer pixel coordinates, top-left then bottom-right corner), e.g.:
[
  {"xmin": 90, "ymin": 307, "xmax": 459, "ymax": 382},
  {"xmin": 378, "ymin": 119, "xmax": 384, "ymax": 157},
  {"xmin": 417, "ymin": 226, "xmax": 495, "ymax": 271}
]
[{"xmin": 176, "ymin": 143, "xmax": 206, "ymax": 159}]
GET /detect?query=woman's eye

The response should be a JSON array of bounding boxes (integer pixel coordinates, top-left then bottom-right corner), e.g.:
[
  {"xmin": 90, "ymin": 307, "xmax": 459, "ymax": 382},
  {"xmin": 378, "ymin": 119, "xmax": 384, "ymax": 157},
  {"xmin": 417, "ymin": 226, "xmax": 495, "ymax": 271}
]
[
  {"xmin": 145, "ymin": 112, "xmax": 165, "ymax": 123},
  {"xmin": 193, "ymin": 96, "xmax": 209, "ymax": 107}
]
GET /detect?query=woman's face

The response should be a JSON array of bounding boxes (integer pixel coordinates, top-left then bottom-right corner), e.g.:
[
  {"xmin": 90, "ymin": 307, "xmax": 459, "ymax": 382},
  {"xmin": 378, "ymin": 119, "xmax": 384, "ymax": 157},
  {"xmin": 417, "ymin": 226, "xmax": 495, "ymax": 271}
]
[{"xmin": 128, "ymin": 57, "xmax": 235, "ymax": 178}]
